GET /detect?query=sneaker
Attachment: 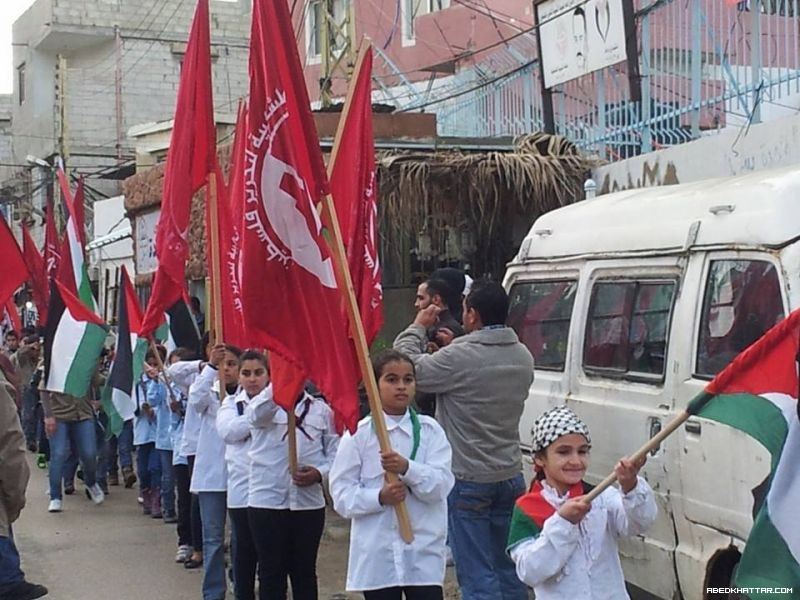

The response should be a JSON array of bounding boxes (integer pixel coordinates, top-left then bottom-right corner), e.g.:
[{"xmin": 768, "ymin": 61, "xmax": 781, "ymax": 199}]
[
  {"xmin": 85, "ymin": 483, "xmax": 105, "ymax": 505},
  {"xmin": 36, "ymin": 454, "xmax": 47, "ymax": 470},
  {"xmin": 63, "ymin": 481, "xmax": 75, "ymax": 495},
  {"xmin": 0, "ymin": 580, "xmax": 49, "ymax": 599},
  {"xmin": 175, "ymin": 545, "xmax": 192, "ymax": 563},
  {"xmin": 108, "ymin": 472, "xmax": 119, "ymax": 486},
  {"xmin": 184, "ymin": 556, "xmax": 203, "ymax": 570},
  {"xmin": 48, "ymin": 499, "xmax": 63, "ymax": 513},
  {"xmin": 122, "ymin": 466, "xmax": 137, "ymax": 489}
]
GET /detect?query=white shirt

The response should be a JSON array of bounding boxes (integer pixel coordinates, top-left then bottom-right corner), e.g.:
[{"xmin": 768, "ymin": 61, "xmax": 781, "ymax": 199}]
[
  {"xmin": 189, "ymin": 365, "xmax": 228, "ymax": 493},
  {"xmin": 216, "ymin": 388, "xmax": 254, "ymax": 509},
  {"xmin": 329, "ymin": 410, "xmax": 455, "ymax": 592},
  {"xmin": 245, "ymin": 386, "xmax": 339, "ymax": 510},
  {"xmin": 169, "ymin": 360, "xmax": 203, "ymax": 458},
  {"xmin": 509, "ymin": 477, "xmax": 658, "ymax": 600}
]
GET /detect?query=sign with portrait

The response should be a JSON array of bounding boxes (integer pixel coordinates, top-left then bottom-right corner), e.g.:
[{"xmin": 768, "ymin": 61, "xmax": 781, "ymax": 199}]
[
  {"xmin": 537, "ymin": 0, "xmax": 627, "ymax": 88},
  {"xmin": 134, "ymin": 209, "xmax": 160, "ymax": 275}
]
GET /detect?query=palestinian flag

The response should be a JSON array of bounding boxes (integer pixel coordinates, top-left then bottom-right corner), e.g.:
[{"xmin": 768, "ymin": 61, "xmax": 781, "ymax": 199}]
[
  {"xmin": 56, "ymin": 175, "xmax": 97, "ymax": 312},
  {"xmin": 155, "ymin": 297, "xmax": 202, "ymax": 357},
  {"xmin": 101, "ymin": 266, "xmax": 147, "ymax": 436},
  {"xmin": 507, "ymin": 480, "xmax": 590, "ymax": 552},
  {"xmin": 685, "ymin": 308, "xmax": 800, "ymax": 598},
  {"xmin": 44, "ymin": 280, "xmax": 108, "ymax": 397}
]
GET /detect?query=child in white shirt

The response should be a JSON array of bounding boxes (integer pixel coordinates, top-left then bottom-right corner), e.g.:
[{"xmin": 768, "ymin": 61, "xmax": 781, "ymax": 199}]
[
  {"xmin": 507, "ymin": 406, "xmax": 657, "ymax": 600},
  {"xmin": 329, "ymin": 349, "xmax": 455, "ymax": 600}
]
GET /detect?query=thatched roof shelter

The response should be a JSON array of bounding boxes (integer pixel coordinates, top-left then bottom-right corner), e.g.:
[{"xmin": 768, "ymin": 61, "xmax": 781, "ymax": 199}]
[{"xmin": 377, "ymin": 132, "xmax": 596, "ymax": 279}]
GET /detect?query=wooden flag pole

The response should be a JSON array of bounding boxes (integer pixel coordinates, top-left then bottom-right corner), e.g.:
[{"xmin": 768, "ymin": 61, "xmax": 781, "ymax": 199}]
[
  {"xmin": 583, "ymin": 410, "xmax": 692, "ymax": 503},
  {"xmin": 321, "ymin": 38, "xmax": 413, "ymax": 544},
  {"xmin": 147, "ymin": 337, "xmax": 179, "ymax": 405},
  {"xmin": 287, "ymin": 410, "xmax": 299, "ymax": 474},
  {"xmin": 207, "ymin": 172, "xmax": 229, "ymax": 407}
]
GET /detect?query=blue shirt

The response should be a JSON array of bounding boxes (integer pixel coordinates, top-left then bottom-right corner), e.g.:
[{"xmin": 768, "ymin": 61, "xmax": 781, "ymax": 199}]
[
  {"xmin": 133, "ymin": 378, "xmax": 157, "ymax": 446},
  {"xmin": 171, "ymin": 395, "xmax": 189, "ymax": 466},
  {"xmin": 148, "ymin": 379, "xmax": 174, "ymax": 451}
]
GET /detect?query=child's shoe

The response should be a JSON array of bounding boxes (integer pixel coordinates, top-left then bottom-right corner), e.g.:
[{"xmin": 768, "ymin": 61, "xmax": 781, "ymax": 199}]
[{"xmin": 150, "ymin": 487, "xmax": 162, "ymax": 518}]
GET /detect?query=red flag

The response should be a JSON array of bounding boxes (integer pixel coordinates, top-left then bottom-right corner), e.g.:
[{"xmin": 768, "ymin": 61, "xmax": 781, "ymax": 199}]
[
  {"xmin": 44, "ymin": 199, "xmax": 62, "ymax": 281},
  {"xmin": 153, "ymin": 0, "xmax": 215, "ymax": 289},
  {"xmin": 240, "ymin": 0, "xmax": 359, "ymax": 429},
  {"xmin": 330, "ymin": 46, "xmax": 384, "ymax": 345},
  {"xmin": 21, "ymin": 225, "xmax": 48, "ymax": 323},
  {"xmin": 0, "ymin": 214, "xmax": 29, "ymax": 309},
  {"xmin": 4, "ymin": 299, "xmax": 21, "ymax": 334},
  {"xmin": 140, "ymin": 269, "xmax": 184, "ymax": 338}
]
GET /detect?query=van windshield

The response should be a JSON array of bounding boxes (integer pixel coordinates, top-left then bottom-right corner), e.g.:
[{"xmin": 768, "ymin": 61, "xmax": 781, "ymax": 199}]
[
  {"xmin": 507, "ymin": 280, "xmax": 577, "ymax": 371},
  {"xmin": 696, "ymin": 260, "xmax": 785, "ymax": 377}
]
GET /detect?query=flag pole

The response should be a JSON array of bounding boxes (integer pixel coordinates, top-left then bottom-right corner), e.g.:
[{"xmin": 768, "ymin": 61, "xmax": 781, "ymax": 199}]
[
  {"xmin": 583, "ymin": 410, "xmax": 692, "ymax": 503},
  {"xmin": 208, "ymin": 173, "xmax": 224, "ymax": 346},
  {"xmin": 146, "ymin": 337, "xmax": 180, "ymax": 406},
  {"xmin": 321, "ymin": 38, "xmax": 413, "ymax": 544}
]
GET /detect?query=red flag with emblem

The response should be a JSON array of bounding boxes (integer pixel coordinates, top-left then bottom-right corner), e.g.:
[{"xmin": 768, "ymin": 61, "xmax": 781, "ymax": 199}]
[
  {"xmin": 21, "ymin": 224, "xmax": 48, "ymax": 323},
  {"xmin": 44, "ymin": 198, "xmax": 61, "ymax": 281},
  {"xmin": 240, "ymin": 0, "xmax": 359, "ymax": 428},
  {"xmin": 330, "ymin": 45, "xmax": 383, "ymax": 345},
  {"xmin": 143, "ymin": 0, "xmax": 215, "ymax": 332}
]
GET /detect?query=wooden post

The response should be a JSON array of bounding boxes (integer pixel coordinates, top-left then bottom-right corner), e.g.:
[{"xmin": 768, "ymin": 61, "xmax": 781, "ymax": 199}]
[
  {"xmin": 207, "ymin": 174, "xmax": 224, "ymax": 346},
  {"xmin": 582, "ymin": 410, "xmax": 692, "ymax": 503},
  {"xmin": 322, "ymin": 38, "xmax": 414, "ymax": 544},
  {"xmin": 287, "ymin": 410, "xmax": 299, "ymax": 474}
]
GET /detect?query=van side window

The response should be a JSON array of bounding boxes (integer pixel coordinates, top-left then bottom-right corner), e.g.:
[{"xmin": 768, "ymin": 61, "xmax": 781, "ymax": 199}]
[
  {"xmin": 507, "ymin": 280, "xmax": 577, "ymax": 371},
  {"xmin": 584, "ymin": 280, "xmax": 676, "ymax": 379},
  {"xmin": 696, "ymin": 260, "xmax": 785, "ymax": 377}
]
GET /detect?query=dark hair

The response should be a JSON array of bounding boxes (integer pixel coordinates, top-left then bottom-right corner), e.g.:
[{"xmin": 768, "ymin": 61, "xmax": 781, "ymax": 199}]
[
  {"xmin": 240, "ymin": 349, "xmax": 269, "ymax": 369},
  {"xmin": 223, "ymin": 344, "xmax": 243, "ymax": 359},
  {"xmin": 4, "ymin": 330, "xmax": 18, "ymax": 339},
  {"xmin": 431, "ymin": 268, "xmax": 466, "ymax": 297},
  {"xmin": 145, "ymin": 344, "xmax": 167, "ymax": 363},
  {"xmin": 168, "ymin": 347, "xmax": 196, "ymax": 362},
  {"xmin": 465, "ymin": 279, "xmax": 509, "ymax": 326},
  {"xmin": 21, "ymin": 326, "xmax": 37, "ymax": 337},
  {"xmin": 190, "ymin": 296, "xmax": 202, "ymax": 311},
  {"xmin": 200, "ymin": 331, "xmax": 211, "ymax": 361},
  {"xmin": 372, "ymin": 349, "xmax": 415, "ymax": 379},
  {"xmin": 22, "ymin": 334, "xmax": 39, "ymax": 345},
  {"xmin": 424, "ymin": 278, "xmax": 455, "ymax": 309}
]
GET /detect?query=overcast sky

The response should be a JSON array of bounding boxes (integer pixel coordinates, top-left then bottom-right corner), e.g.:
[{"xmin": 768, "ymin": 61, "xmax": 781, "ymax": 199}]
[{"xmin": 0, "ymin": 0, "xmax": 37, "ymax": 94}]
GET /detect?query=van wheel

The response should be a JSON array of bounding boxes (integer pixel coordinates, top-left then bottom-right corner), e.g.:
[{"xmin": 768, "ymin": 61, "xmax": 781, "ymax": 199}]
[{"xmin": 705, "ymin": 548, "xmax": 744, "ymax": 600}]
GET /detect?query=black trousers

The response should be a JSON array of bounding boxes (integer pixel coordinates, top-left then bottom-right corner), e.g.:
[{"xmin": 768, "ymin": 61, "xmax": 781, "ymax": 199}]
[
  {"xmin": 230, "ymin": 508, "xmax": 258, "ymax": 600},
  {"xmin": 247, "ymin": 507, "xmax": 325, "ymax": 600},
  {"xmin": 363, "ymin": 587, "xmax": 443, "ymax": 600},
  {"xmin": 187, "ymin": 455, "xmax": 203, "ymax": 552},
  {"xmin": 174, "ymin": 463, "xmax": 192, "ymax": 547}
]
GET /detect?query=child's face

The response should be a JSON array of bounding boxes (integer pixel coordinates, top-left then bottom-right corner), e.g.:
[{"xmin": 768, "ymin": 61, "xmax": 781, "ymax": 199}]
[
  {"xmin": 240, "ymin": 359, "xmax": 269, "ymax": 397},
  {"xmin": 221, "ymin": 351, "xmax": 240, "ymax": 386},
  {"xmin": 378, "ymin": 360, "xmax": 415, "ymax": 416},
  {"xmin": 534, "ymin": 433, "xmax": 590, "ymax": 493}
]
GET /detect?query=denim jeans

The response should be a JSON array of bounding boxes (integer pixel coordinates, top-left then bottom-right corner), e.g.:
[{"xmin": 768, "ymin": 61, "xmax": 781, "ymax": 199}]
[
  {"xmin": 21, "ymin": 386, "xmax": 38, "ymax": 447},
  {"xmin": 199, "ymin": 491, "xmax": 227, "ymax": 600},
  {"xmin": 0, "ymin": 530, "xmax": 24, "ymax": 587},
  {"xmin": 136, "ymin": 442, "xmax": 161, "ymax": 491},
  {"xmin": 49, "ymin": 418, "xmax": 97, "ymax": 500},
  {"xmin": 117, "ymin": 420, "xmax": 134, "ymax": 469},
  {"xmin": 158, "ymin": 449, "xmax": 176, "ymax": 516},
  {"xmin": 447, "ymin": 474, "xmax": 528, "ymax": 600}
]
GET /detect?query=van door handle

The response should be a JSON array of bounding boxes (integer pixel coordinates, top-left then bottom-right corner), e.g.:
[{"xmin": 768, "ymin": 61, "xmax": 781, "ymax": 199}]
[
  {"xmin": 648, "ymin": 417, "xmax": 662, "ymax": 456},
  {"xmin": 685, "ymin": 420, "xmax": 701, "ymax": 435}
]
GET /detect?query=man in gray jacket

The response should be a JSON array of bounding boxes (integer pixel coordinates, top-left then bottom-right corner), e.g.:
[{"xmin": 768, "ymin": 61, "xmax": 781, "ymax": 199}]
[{"xmin": 394, "ymin": 279, "xmax": 533, "ymax": 600}]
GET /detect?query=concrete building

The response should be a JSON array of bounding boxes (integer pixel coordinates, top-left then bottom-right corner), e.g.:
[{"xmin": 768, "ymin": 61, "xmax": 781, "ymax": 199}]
[{"xmin": 4, "ymin": 0, "xmax": 252, "ymax": 244}]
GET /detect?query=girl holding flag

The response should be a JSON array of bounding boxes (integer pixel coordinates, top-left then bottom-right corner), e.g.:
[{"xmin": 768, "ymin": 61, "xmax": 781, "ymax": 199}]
[
  {"xmin": 506, "ymin": 406, "xmax": 657, "ymax": 599},
  {"xmin": 329, "ymin": 350, "xmax": 454, "ymax": 600}
]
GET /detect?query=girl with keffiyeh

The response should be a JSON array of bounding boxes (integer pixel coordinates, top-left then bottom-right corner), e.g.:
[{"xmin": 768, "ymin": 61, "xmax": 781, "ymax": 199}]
[{"xmin": 507, "ymin": 406, "xmax": 657, "ymax": 600}]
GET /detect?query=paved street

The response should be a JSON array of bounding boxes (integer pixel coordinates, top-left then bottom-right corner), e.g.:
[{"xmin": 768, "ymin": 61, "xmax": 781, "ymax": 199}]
[{"xmin": 13, "ymin": 454, "xmax": 358, "ymax": 600}]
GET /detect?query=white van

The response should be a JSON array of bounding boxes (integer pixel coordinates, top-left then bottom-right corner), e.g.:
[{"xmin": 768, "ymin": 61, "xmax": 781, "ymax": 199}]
[{"xmin": 502, "ymin": 165, "xmax": 800, "ymax": 600}]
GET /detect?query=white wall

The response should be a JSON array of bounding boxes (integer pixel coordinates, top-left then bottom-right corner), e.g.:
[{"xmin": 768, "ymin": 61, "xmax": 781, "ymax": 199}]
[{"xmin": 91, "ymin": 194, "xmax": 133, "ymax": 321}]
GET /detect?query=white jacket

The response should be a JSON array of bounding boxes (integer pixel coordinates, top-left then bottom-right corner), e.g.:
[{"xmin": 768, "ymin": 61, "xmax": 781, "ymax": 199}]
[
  {"xmin": 509, "ymin": 477, "xmax": 657, "ymax": 600},
  {"xmin": 216, "ymin": 388, "xmax": 255, "ymax": 509},
  {"xmin": 329, "ymin": 410, "xmax": 455, "ymax": 591},
  {"xmin": 245, "ymin": 386, "xmax": 339, "ymax": 510},
  {"xmin": 189, "ymin": 365, "xmax": 228, "ymax": 493}
]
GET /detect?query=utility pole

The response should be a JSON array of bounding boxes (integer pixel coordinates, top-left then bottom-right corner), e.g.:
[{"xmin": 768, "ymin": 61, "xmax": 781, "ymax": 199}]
[
  {"xmin": 319, "ymin": 0, "xmax": 356, "ymax": 107},
  {"xmin": 56, "ymin": 54, "xmax": 69, "ymax": 164},
  {"xmin": 115, "ymin": 25, "xmax": 124, "ymax": 161}
]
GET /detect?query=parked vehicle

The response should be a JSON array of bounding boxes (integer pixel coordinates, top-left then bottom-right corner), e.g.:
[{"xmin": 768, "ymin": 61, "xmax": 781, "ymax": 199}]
[{"xmin": 502, "ymin": 165, "xmax": 800, "ymax": 600}]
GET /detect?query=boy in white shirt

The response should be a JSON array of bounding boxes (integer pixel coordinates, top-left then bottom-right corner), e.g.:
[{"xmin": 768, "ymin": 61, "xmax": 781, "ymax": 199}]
[{"xmin": 330, "ymin": 349, "xmax": 455, "ymax": 600}]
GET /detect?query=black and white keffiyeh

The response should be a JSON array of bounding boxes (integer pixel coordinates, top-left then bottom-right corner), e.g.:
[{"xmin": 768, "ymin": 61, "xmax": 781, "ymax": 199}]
[{"xmin": 531, "ymin": 406, "xmax": 591, "ymax": 452}]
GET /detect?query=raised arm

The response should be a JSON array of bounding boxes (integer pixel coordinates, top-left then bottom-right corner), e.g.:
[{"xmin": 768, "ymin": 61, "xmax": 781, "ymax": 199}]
[
  {"xmin": 393, "ymin": 324, "xmax": 457, "ymax": 394},
  {"xmin": 244, "ymin": 384, "xmax": 278, "ymax": 428},
  {"xmin": 217, "ymin": 396, "xmax": 251, "ymax": 443}
]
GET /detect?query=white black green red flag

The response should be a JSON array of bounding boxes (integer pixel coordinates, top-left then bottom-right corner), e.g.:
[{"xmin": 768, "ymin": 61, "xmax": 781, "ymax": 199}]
[
  {"xmin": 43, "ymin": 280, "xmax": 108, "ymax": 397},
  {"xmin": 56, "ymin": 177, "xmax": 97, "ymax": 312},
  {"xmin": 101, "ymin": 266, "xmax": 147, "ymax": 436},
  {"xmin": 686, "ymin": 308, "xmax": 800, "ymax": 597}
]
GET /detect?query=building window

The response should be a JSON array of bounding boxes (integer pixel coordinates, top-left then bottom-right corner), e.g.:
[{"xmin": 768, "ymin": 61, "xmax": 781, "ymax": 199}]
[
  {"xmin": 402, "ymin": 0, "xmax": 450, "ymax": 44},
  {"xmin": 306, "ymin": 0, "xmax": 348, "ymax": 63},
  {"xmin": 17, "ymin": 64, "xmax": 25, "ymax": 105}
]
